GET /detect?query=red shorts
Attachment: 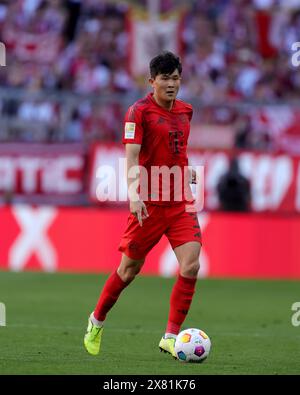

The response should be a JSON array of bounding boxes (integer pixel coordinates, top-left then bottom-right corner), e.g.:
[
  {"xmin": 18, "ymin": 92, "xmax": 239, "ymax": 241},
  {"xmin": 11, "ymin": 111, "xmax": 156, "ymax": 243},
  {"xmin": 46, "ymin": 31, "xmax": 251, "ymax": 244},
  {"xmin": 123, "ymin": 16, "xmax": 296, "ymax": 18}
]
[{"xmin": 118, "ymin": 202, "xmax": 202, "ymax": 260}]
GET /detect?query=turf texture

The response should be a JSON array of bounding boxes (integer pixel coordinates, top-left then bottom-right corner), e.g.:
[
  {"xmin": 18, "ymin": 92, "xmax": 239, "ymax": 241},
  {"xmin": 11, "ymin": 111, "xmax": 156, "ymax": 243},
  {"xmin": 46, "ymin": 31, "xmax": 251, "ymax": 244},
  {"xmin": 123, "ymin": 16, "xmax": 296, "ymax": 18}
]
[{"xmin": 0, "ymin": 271, "xmax": 299, "ymax": 375}]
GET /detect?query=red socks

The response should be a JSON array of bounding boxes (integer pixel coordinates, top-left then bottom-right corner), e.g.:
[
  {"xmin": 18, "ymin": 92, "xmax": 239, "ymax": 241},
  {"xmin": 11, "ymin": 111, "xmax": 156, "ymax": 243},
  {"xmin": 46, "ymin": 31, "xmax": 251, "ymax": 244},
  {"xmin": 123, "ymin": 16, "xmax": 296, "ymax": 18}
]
[
  {"xmin": 166, "ymin": 274, "xmax": 197, "ymax": 335},
  {"xmin": 93, "ymin": 271, "xmax": 197, "ymax": 333},
  {"xmin": 94, "ymin": 271, "xmax": 131, "ymax": 321}
]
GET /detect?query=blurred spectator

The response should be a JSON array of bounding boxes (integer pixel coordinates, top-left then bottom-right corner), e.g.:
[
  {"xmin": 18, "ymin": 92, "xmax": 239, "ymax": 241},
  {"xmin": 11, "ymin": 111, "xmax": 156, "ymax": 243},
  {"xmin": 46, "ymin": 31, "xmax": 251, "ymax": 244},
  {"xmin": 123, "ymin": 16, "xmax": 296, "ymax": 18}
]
[
  {"xmin": 64, "ymin": 108, "xmax": 83, "ymax": 142},
  {"xmin": 234, "ymin": 115, "xmax": 253, "ymax": 149},
  {"xmin": 0, "ymin": 0, "xmax": 299, "ymax": 148},
  {"xmin": 217, "ymin": 157, "xmax": 251, "ymax": 212},
  {"xmin": 1, "ymin": 0, "xmax": 300, "ymax": 100},
  {"xmin": 181, "ymin": 0, "xmax": 300, "ymax": 104},
  {"xmin": 81, "ymin": 101, "xmax": 122, "ymax": 143}
]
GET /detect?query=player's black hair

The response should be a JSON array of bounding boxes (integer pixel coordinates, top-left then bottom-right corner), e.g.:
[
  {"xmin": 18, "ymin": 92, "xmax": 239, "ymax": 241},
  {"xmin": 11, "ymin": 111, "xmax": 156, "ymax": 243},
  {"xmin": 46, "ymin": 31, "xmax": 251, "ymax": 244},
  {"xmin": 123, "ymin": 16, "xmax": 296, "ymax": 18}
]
[{"xmin": 149, "ymin": 51, "xmax": 182, "ymax": 78}]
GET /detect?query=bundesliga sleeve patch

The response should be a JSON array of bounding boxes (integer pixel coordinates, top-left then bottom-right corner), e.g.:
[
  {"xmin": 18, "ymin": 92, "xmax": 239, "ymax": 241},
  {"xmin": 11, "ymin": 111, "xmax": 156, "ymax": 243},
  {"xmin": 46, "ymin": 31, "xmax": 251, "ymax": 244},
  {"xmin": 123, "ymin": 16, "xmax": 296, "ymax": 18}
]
[{"xmin": 124, "ymin": 122, "xmax": 136, "ymax": 139}]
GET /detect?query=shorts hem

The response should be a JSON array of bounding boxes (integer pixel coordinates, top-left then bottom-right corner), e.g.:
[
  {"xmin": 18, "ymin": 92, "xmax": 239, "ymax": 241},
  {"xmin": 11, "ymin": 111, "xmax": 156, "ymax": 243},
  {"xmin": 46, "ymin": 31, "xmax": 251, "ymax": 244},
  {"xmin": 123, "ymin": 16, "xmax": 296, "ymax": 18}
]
[
  {"xmin": 171, "ymin": 239, "xmax": 202, "ymax": 250},
  {"xmin": 118, "ymin": 247, "xmax": 146, "ymax": 261}
]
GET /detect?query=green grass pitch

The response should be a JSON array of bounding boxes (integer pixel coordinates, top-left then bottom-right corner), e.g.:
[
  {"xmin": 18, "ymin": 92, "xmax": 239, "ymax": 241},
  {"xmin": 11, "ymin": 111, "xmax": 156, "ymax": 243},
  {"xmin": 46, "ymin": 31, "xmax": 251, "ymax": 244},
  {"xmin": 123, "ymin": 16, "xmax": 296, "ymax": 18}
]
[{"xmin": 0, "ymin": 271, "xmax": 299, "ymax": 375}]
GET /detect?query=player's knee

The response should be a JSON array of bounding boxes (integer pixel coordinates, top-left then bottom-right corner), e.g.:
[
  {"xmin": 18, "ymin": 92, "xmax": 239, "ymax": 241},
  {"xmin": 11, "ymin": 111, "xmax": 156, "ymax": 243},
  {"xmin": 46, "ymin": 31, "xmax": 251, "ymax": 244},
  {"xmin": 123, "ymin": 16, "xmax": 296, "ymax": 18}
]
[
  {"xmin": 118, "ymin": 261, "xmax": 143, "ymax": 282},
  {"xmin": 181, "ymin": 260, "xmax": 200, "ymax": 278},
  {"xmin": 118, "ymin": 267, "xmax": 135, "ymax": 283}
]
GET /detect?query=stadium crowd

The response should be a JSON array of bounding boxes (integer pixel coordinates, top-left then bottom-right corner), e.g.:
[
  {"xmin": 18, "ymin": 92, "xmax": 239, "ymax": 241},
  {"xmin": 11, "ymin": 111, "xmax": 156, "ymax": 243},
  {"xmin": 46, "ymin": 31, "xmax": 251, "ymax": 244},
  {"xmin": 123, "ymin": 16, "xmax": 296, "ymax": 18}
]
[{"xmin": 0, "ymin": 0, "xmax": 299, "ymax": 151}]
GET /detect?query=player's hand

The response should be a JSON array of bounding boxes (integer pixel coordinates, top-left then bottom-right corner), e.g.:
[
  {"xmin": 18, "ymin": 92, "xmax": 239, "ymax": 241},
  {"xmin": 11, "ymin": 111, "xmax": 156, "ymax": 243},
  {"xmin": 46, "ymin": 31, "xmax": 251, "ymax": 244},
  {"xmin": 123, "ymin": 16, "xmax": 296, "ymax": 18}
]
[
  {"xmin": 190, "ymin": 169, "xmax": 197, "ymax": 184},
  {"xmin": 130, "ymin": 200, "xmax": 149, "ymax": 227}
]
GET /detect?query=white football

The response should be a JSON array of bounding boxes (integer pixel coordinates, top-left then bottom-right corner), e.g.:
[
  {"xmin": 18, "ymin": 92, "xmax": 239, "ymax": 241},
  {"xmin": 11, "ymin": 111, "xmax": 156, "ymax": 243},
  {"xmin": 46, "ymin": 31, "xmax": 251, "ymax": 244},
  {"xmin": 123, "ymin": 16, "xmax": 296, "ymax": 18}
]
[{"xmin": 174, "ymin": 328, "xmax": 211, "ymax": 362}]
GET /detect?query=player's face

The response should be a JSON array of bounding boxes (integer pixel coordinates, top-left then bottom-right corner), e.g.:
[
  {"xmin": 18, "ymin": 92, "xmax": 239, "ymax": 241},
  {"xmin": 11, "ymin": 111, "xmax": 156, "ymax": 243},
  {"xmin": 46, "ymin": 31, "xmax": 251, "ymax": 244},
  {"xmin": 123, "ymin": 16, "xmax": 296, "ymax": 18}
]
[{"xmin": 150, "ymin": 69, "xmax": 181, "ymax": 104}]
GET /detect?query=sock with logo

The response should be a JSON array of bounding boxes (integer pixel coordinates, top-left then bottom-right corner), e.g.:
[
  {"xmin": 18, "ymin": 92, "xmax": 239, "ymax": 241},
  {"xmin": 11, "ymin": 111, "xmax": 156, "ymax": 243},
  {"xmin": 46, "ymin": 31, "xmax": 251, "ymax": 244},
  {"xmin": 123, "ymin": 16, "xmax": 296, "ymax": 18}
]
[
  {"xmin": 166, "ymin": 274, "xmax": 197, "ymax": 335},
  {"xmin": 94, "ymin": 270, "xmax": 132, "ymax": 321}
]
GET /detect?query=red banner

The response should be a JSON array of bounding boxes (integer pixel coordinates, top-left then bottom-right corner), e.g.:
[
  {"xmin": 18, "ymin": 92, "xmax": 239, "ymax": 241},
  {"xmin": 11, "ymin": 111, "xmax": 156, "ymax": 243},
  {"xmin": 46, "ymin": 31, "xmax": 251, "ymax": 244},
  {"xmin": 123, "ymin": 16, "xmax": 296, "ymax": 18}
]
[
  {"xmin": 0, "ymin": 205, "xmax": 299, "ymax": 279},
  {"xmin": 0, "ymin": 143, "xmax": 86, "ymax": 197},
  {"xmin": 3, "ymin": 28, "xmax": 62, "ymax": 63},
  {"xmin": 128, "ymin": 7, "xmax": 182, "ymax": 77},
  {"xmin": 2, "ymin": 143, "xmax": 300, "ymax": 214}
]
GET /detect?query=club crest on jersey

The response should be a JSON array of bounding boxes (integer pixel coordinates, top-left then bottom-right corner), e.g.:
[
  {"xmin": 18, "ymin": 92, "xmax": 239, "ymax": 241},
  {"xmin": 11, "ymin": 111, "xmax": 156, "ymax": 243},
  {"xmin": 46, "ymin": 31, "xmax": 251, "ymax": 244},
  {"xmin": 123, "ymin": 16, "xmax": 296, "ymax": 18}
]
[{"xmin": 125, "ymin": 122, "xmax": 136, "ymax": 139}]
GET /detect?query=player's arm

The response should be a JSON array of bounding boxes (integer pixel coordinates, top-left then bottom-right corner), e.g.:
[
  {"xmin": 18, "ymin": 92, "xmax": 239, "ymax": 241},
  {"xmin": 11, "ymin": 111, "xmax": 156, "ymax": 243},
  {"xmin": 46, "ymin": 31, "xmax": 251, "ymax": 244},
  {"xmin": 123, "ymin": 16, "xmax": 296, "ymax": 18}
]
[{"xmin": 125, "ymin": 143, "xmax": 148, "ymax": 226}]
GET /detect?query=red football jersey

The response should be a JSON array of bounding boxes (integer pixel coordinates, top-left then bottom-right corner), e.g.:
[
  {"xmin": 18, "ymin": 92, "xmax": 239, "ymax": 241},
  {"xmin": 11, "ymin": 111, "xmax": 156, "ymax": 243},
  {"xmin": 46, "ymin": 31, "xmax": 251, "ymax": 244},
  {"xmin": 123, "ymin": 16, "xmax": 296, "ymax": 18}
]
[{"xmin": 122, "ymin": 92, "xmax": 193, "ymax": 205}]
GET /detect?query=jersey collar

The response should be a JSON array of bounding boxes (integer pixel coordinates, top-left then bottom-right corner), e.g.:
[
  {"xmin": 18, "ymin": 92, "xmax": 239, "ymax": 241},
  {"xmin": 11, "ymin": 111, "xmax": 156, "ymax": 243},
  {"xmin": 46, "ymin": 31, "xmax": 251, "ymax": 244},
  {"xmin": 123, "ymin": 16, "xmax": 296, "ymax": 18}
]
[{"xmin": 148, "ymin": 92, "xmax": 176, "ymax": 112}]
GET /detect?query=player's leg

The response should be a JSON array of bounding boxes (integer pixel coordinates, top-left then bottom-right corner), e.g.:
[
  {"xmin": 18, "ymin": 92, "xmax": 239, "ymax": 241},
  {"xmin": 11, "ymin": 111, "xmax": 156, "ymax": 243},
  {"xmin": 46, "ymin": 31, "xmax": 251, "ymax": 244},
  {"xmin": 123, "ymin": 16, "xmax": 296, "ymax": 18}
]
[
  {"xmin": 94, "ymin": 253, "xmax": 145, "ymax": 322},
  {"xmin": 159, "ymin": 241, "xmax": 200, "ymax": 357},
  {"xmin": 160, "ymin": 206, "xmax": 201, "ymax": 357},
  {"xmin": 168, "ymin": 240, "xmax": 201, "ymax": 333},
  {"xmin": 159, "ymin": 242, "xmax": 200, "ymax": 357},
  {"xmin": 169, "ymin": 241, "xmax": 200, "ymax": 329},
  {"xmin": 84, "ymin": 203, "xmax": 164, "ymax": 356},
  {"xmin": 84, "ymin": 254, "xmax": 145, "ymax": 356}
]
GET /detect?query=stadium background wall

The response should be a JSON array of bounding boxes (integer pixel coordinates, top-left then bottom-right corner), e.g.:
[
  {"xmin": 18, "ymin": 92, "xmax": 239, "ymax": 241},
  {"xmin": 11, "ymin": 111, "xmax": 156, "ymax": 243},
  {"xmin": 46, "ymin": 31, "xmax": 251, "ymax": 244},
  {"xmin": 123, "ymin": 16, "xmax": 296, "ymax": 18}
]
[
  {"xmin": 1, "ymin": 143, "xmax": 300, "ymax": 213},
  {"xmin": 0, "ymin": 205, "xmax": 299, "ymax": 279}
]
